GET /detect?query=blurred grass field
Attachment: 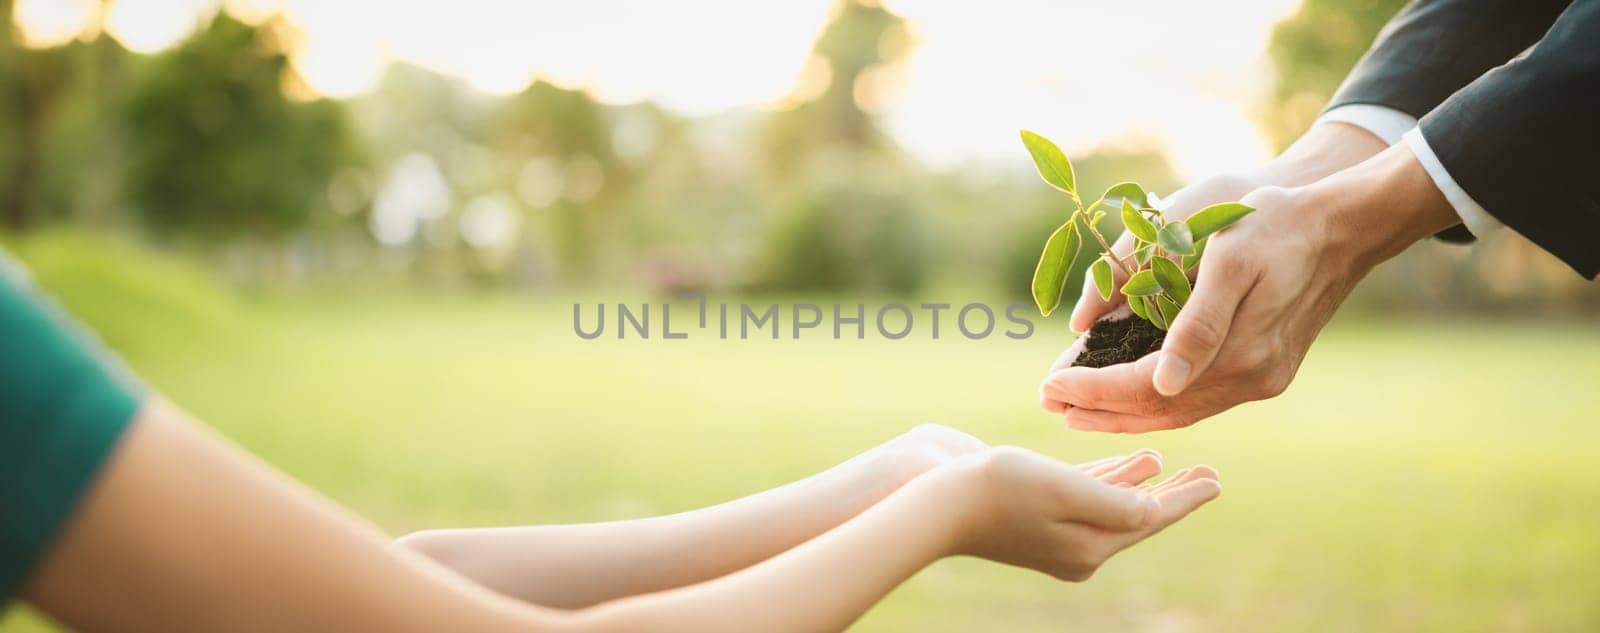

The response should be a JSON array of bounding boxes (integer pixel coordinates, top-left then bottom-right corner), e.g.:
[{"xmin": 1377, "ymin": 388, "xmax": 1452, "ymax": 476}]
[{"xmin": 4, "ymin": 232, "xmax": 1600, "ymax": 632}]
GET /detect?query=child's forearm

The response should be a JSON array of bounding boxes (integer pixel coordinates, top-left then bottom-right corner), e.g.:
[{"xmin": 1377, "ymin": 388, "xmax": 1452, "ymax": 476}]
[
  {"xmin": 400, "ymin": 451, "xmax": 903, "ymax": 608},
  {"xmin": 25, "ymin": 400, "xmax": 1200, "ymax": 633},
  {"xmin": 25, "ymin": 399, "xmax": 956, "ymax": 633},
  {"xmin": 567, "ymin": 471, "xmax": 961, "ymax": 633},
  {"xmin": 24, "ymin": 401, "xmax": 567, "ymax": 633}
]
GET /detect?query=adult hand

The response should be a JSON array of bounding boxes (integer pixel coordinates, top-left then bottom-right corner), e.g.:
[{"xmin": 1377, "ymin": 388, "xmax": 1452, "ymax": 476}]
[
  {"xmin": 1041, "ymin": 142, "xmax": 1459, "ymax": 432},
  {"xmin": 1058, "ymin": 122, "xmax": 1392, "ymax": 339},
  {"xmin": 920, "ymin": 446, "xmax": 1219, "ymax": 581},
  {"xmin": 1043, "ymin": 124, "xmax": 1391, "ymax": 417}
]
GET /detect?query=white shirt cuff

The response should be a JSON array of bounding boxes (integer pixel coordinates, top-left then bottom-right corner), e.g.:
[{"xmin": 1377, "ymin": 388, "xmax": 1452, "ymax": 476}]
[
  {"xmin": 1319, "ymin": 104, "xmax": 1502, "ymax": 239},
  {"xmin": 1401, "ymin": 128, "xmax": 1503, "ymax": 238},
  {"xmin": 1316, "ymin": 104, "xmax": 1417, "ymax": 146}
]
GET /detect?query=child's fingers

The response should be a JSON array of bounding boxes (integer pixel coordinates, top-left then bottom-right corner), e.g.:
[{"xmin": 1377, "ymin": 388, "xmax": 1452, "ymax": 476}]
[
  {"xmin": 1147, "ymin": 473, "xmax": 1221, "ymax": 527},
  {"xmin": 1078, "ymin": 449, "xmax": 1160, "ymax": 477},
  {"xmin": 1094, "ymin": 453, "xmax": 1163, "ymax": 487}
]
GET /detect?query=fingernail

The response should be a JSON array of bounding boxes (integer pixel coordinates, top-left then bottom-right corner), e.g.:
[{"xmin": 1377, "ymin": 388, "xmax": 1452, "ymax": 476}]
[{"xmin": 1153, "ymin": 354, "xmax": 1190, "ymax": 396}]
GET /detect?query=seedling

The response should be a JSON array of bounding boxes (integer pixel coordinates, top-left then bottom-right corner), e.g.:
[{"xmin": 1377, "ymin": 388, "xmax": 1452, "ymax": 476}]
[{"xmin": 1020, "ymin": 129, "xmax": 1254, "ymax": 330}]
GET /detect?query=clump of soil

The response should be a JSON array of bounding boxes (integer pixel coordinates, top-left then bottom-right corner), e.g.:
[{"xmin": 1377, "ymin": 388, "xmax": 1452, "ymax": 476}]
[{"xmin": 1071, "ymin": 314, "xmax": 1165, "ymax": 368}]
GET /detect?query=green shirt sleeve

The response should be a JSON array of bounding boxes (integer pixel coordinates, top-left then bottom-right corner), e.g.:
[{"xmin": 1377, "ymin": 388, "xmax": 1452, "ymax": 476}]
[{"xmin": 0, "ymin": 252, "xmax": 143, "ymax": 604}]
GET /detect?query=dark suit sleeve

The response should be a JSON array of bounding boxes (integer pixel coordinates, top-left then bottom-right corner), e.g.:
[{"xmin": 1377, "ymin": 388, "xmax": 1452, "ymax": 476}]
[
  {"xmin": 1327, "ymin": 0, "xmax": 1573, "ymax": 118},
  {"xmin": 1326, "ymin": 0, "xmax": 1573, "ymax": 245},
  {"xmin": 1417, "ymin": 0, "xmax": 1600, "ymax": 279}
]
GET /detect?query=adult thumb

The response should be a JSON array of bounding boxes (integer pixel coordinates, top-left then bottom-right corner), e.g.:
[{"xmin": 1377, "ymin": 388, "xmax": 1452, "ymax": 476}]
[{"xmin": 1153, "ymin": 256, "xmax": 1250, "ymax": 396}]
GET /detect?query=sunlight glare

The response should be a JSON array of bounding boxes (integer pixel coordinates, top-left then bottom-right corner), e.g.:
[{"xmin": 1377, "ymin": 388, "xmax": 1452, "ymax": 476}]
[
  {"xmin": 90, "ymin": 0, "xmax": 1307, "ymax": 177},
  {"xmin": 13, "ymin": 0, "xmax": 100, "ymax": 48},
  {"xmin": 105, "ymin": 0, "xmax": 214, "ymax": 54}
]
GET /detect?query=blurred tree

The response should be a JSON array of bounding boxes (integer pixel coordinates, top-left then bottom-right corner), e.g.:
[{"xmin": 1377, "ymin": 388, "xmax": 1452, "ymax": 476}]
[
  {"xmin": 753, "ymin": 0, "xmax": 931, "ymax": 294},
  {"xmin": 0, "ymin": 0, "xmax": 101, "ymax": 231},
  {"xmin": 760, "ymin": 182, "xmax": 928, "ymax": 294},
  {"xmin": 354, "ymin": 62, "xmax": 495, "ymax": 179},
  {"xmin": 614, "ymin": 102, "xmax": 763, "ymax": 293},
  {"xmin": 348, "ymin": 63, "xmax": 493, "ymax": 279},
  {"xmin": 499, "ymin": 81, "xmax": 625, "ymax": 176},
  {"xmin": 761, "ymin": 0, "xmax": 908, "ymax": 171},
  {"xmin": 492, "ymin": 79, "xmax": 634, "ymax": 280},
  {"xmin": 121, "ymin": 13, "xmax": 358, "ymax": 241},
  {"xmin": 1261, "ymin": 0, "xmax": 1406, "ymax": 150},
  {"xmin": 36, "ymin": 36, "xmax": 134, "ymax": 229}
]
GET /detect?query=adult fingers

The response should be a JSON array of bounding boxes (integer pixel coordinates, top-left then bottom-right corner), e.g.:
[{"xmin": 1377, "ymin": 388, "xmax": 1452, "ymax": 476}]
[
  {"xmin": 1041, "ymin": 351, "xmax": 1161, "ymax": 415},
  {"xmin": 1061, "ymin": 403, "xmax": 1218, "ymax": 434},
  {"xmin": 1061, "ymin": 408, "xmax": 1121, "ymax": 433},
  {"xmin": 1047, "ymin": 330, "xmax": 1093, "ymax": 373},
  {"xmin": 1040, "ymin": 335, "xmax": 1090, "ymax": 413},
  {"xmin": 1152, "ymin": 240, "xmax": 1257, "ymax": 397}
]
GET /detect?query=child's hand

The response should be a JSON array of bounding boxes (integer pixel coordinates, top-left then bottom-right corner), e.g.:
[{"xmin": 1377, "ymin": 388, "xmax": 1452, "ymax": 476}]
[
  {"xmin": 920, "ymin": 447, "xmax": 1219, "ymax": 581},
  {"xmin": 851, "ymin": 424, "xmax": 990, "ymax": 493}
]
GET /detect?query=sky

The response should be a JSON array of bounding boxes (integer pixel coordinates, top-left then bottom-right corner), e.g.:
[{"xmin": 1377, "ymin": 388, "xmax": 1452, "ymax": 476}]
[{"xmin": 12, "ymin": 0, "xmax": 1303, "ymax": 180}]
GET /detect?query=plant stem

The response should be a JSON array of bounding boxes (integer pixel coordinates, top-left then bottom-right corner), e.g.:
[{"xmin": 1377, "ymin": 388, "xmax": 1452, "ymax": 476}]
[{"xmin": 1079, "ymin": 211, "xmax": 1135, "ymax": 278}]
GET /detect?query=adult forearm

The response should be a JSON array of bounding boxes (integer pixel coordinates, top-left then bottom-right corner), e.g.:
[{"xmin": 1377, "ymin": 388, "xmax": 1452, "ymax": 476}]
[
  {"xmin": 1308, "ymin": 142, "xmax": 1461, "ymax": 272},
  {"xmin": 1255, "ymin": 121, "xmax": 1390, "ymax": 188},
  {"xmin": 401, "ymin": 450, "xmax": 900, "ymax": 608}
]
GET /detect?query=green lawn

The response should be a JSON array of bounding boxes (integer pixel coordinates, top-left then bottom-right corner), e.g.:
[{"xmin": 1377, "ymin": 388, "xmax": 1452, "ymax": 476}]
[{"xmin": 5, "ymin": 236, "xmax": 1600, "ymax": 631}]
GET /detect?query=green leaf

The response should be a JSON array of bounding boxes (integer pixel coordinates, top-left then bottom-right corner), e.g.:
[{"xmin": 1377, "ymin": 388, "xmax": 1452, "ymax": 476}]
[
  {"xmin": 1121, "ymin": 200, "xmax": 1158, "ymax": 242},
  {"xmin": 1120, "ymin": 269, "xmax": 1161, "ymax": 297},
  {"xmin": 1182, "ymin": 237, "xmax": 1207, "ymax": 271},
  {"xmin": 1151, "ymin": 256, "xmax": 1192, "ymax": 305},
  {"xmin": 1134, "ymin": 242, "xmax": 1152, "ymax": 266},
  {"xmin": 1155, "ymin": 295, "xmax": 1181, "ymax": 328},
  {"xmin": 1146, "ymin": 297, "xmax": 1169, "ymax": 330},
  {"xmin": 1018, "ymin": 130, "xmax": 1076, "ymax": 195},
  {"xmin": 1186, "ymin": 202, "xmax": 1255, "ymax": 239},
  {"xmin": 1090, "ymin": 257, "xmax": 1114, "ymax": 301},
  {"xmin": 1157, "ymin": 221, "xmax": 1195, "ymax": 256},
  {"xmin": 1127, "ymin": 291, "xmax": 1151, "ymax": 320},
  {"xmin": 1103, "ymin": 182, "xmax": 1148, "ymax": 208},
  {"xmin": 1030, "ymin": 220, "xmax": 1082, "ymax": 316}
]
